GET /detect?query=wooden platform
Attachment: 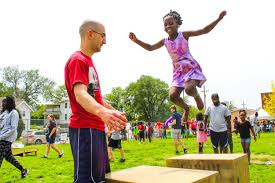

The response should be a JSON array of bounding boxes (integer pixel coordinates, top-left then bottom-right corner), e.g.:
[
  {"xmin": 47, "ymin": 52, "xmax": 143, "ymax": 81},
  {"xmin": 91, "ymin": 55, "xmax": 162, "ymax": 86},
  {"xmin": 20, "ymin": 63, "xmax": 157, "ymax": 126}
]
[
  {"xmin": 106, "ymin": 165, "xmax": 219, "ymax": 183},
  {"xmin": 166, "ymin": 154, "xmax": 248, "ymax": 183},
  {"xmin": 12, "ymin": 148, "xmax": 38, "ymax": 156}
]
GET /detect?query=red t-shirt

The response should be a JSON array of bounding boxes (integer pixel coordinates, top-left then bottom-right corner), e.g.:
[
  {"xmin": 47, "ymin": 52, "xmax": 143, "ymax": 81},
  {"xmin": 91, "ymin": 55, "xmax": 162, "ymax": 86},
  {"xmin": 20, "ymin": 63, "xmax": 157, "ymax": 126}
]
[
  {"xmin": 64, "ymin": 51, "xmax": 104, "ymax": 131},
  {"xmin": 147, "ymin": 126, "xmax": 152, "ymax": 134},
  {"xmin": 155, "ymin": 122, "xmax": 163, "ymax": 129},
  {"xmin": 191, "ymin": 121, "xmax": 197, "ymax": 129},
  {"xmin": 138, "ymin": 124, "xmax": 145, "ymax": 132}
]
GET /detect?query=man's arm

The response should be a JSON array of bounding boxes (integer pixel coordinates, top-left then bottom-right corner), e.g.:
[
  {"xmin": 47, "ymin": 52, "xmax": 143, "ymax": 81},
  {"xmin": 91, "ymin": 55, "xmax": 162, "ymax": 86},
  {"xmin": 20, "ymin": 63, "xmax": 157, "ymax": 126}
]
[
  {"xmin": 74, "ymin": 83, "xmax": 127, "ymax": 129},
  {"xmin": 102, "ymin": 100, "xmax": 115, "ymax": 110},
  {"xmin": 226, "ymin": 115, "xmax": 232, "ymax": 132},
  {"xmin": 204, "ymin": 115, "xmax": 209, "ymax": 127}
]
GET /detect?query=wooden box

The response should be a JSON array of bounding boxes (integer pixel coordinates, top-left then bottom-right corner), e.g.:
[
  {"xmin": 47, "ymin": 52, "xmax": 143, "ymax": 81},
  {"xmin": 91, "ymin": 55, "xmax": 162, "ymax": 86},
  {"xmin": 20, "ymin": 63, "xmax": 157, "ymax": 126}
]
[
  {"xmin": 166, "ymin": 154, "xmax": 248, "ymax": 183},
  {"xmin": 106, "ymin": 165, "xmax": 219, "ymax": 183}
]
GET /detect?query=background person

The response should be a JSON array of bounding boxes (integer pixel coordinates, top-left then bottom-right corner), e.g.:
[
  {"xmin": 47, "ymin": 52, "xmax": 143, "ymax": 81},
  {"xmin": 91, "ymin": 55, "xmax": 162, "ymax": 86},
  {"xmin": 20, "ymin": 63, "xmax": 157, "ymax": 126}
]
[
  {"xmin": 169, "ymin": 105, "xmax": 187, "ymax": 154},
  {"xmin": 234, "ymin": 110, "xmax": 256, "ymax": 164},
  {"xmin": 205, "ymin": 94, "xmax": 231, "ymax": 154},
  {"xmin": 138, "ymin": 122, "xmax": 145, "ymax": 144},
  {"xmin": 221, "ymin": 102, "xmax": 233, "ymax": 153},
  {"xmin": 108, "ymin": 128, "xmax": 125, "ymax": 163},
  {"xmin": 0, "ymin": 96, "xmax": 29, "ymax": 179},
  {"xmin": 41, "ymin": 114, "xmax": 63, "ymax": 158},
  {"xmin": 196, "ymin": 112, "xmax": 208, "ymax": 154}
]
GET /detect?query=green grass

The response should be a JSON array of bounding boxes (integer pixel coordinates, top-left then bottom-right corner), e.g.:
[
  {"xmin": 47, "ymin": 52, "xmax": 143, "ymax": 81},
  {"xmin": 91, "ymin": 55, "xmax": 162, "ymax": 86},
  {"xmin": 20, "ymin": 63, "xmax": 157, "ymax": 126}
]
[{"xmin": 0, "ymin": 133, "xmax": 274, "ymax": 183}]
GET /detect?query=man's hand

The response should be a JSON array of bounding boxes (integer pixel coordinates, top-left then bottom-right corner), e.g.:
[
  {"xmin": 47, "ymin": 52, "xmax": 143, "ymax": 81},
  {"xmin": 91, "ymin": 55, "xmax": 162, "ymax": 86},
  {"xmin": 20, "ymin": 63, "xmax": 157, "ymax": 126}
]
[{"xmin": 98, "ymin": 108, "xmax": 127, "ymax": 130}]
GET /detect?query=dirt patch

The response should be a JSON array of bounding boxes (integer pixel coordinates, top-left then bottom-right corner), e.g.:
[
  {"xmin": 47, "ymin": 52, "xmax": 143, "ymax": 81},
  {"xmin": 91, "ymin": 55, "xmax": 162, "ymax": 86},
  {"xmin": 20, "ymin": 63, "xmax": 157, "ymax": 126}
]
[
  {"xmin": 250, "ymin": 160, "xmax": 265, "ymax": 165},
  {"xmin": 253, "ymin": 154, "xmax": 274, "ymax": 159},
  {"xmin": 251, "ymin": 154, "xmax": 274, "ymax": 165}
]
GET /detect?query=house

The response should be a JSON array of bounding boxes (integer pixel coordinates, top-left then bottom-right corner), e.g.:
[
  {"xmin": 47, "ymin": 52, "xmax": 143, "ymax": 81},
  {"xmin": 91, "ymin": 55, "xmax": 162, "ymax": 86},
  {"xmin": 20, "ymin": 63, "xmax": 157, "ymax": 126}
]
[
  {"xmin": 43, "ymin": 99, "xmax": 71, "ymax": 126},
  {"xmin": 0, "ymin": 97, "xmax": 33, "ymax": 131}
]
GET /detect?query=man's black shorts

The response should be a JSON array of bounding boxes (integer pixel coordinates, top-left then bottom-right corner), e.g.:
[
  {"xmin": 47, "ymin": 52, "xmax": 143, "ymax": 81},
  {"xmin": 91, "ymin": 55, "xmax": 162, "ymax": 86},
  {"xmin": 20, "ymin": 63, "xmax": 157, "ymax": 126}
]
[
  {"xmin": 210, "ymin": 130, "xmax": 228, "ymax": 149},
  {"xmin": 108, "ymin": 139, "xmax": 122, "ymax": 149}
]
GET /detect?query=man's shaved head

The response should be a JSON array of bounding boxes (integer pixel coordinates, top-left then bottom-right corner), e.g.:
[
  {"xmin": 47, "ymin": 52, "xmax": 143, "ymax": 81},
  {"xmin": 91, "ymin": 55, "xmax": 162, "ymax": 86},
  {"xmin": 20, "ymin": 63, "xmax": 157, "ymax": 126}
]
[{"xmin": 79, "ymin": 20, "xmax": 101, "ymax": 38}]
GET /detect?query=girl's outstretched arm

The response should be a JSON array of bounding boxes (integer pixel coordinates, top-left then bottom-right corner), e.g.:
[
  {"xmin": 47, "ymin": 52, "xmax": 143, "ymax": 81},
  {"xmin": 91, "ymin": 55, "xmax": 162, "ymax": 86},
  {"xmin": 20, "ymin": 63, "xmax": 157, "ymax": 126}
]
[
  {"xmin": 129, "ymin": 32, "xmax": 164, "ymax": 51},
  {"xmin": 183, "ymin": 10, "xmax": 226, "ymax": 40}
]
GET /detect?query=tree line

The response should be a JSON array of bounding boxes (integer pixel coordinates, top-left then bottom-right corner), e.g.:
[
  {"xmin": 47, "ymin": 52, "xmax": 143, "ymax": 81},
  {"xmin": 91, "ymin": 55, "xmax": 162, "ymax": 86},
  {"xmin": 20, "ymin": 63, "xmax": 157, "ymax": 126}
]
[{"xmin": 0, "ymin": 66, "xmax": 68, "ymax": 107}]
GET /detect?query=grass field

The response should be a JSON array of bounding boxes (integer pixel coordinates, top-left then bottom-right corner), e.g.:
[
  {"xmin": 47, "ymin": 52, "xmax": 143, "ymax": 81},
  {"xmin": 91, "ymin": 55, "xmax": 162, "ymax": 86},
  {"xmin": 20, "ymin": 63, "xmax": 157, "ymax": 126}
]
[{"xmin": 0, "ymin": 133, "xmax": 274, "ymax": 183}]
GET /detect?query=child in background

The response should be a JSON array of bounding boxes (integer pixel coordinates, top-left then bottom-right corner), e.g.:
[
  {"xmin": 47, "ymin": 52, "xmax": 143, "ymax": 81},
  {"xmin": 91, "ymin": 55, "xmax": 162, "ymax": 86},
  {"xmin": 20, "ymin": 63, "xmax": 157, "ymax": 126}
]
[
  {"xmin": 234, "ymin": 110, "xmax": 256, "ymax": 164},
  {"xmin": 108, "ymin": 128, "xmax": 126, "ymax": 163},
  {"xmin": 196, "ymin": 112, "xmax": 208, "ymax": 154}
]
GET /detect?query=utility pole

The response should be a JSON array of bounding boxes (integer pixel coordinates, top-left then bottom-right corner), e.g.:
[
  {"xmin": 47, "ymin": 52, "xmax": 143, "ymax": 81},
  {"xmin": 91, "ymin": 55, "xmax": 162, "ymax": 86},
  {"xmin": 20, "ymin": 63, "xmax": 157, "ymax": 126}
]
[
  {"xmin": 241, "ymin": 100, "xmax": 246, "ymax": 109},
  {"xmin": 200, "ymin": 85, "xmax": 209, "ymax": 110}
]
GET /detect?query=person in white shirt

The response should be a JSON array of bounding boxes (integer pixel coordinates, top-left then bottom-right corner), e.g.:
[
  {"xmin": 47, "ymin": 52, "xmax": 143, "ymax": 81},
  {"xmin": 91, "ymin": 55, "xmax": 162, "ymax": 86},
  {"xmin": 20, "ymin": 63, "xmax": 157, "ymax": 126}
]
[{"xmin": 205, "ymin": 94, "xmax": 231, "ymax": 154}]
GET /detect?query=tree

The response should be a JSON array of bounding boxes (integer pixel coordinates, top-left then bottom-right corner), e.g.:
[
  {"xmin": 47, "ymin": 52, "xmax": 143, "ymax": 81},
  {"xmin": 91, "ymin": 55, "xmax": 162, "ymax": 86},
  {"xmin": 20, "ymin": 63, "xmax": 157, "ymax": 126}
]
[
  {"xmin": 0, "ymin": 82, "xmax": 12, "ymax": 97},
  {"xmin": 20, "ymin": 69, "xmax": 55, "ymax": 106},
  {"xmin": 124, "ymin": 75, "xmax": 169, "ymax": 122},
  {"xmin": 188, "ymin": 106, "xmax": 201, "ymax": 120},
  {"xmin": 104, "ymin": 87, "xmax": 125, "ymax": 111},
  {"xmin": 263, "ymin": 81, "xmax": 275, "ymax": 116},
  {"xmin": 1, "ymin": 66, "xmax": 56, "ymax": 107},
  {"xmin": 31, "ymin": 104, "xmax": 46, "ymax": 119},
  {"xmin": 1, "ymin": 66, "xmax": 23, "ymax": 97},
  {"xmin": 43, "ymin": 84, "xmax": 68, "ymax": 103}
]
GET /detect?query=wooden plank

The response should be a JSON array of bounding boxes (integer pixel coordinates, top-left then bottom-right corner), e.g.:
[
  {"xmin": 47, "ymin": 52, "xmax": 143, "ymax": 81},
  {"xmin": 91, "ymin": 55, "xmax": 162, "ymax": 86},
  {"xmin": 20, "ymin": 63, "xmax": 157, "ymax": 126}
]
[
  {"xmin": 24, "ymin": 149, "xmax": 38, "ymax": 156},
  {"xmin": 12, "ymin": 148, "xmax": 38, "ymax": 156},
  {"xmin": 106, "ymin": 165, "xmax": 219, "ymax": 183},
  {"xmin": 12, "ymin": 149, "xmax": 25, "ymax": 156}
]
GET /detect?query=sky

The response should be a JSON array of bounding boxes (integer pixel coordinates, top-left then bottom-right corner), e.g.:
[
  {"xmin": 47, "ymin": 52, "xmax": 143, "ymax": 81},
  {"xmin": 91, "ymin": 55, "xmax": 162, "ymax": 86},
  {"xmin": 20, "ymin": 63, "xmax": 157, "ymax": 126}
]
[{"xmin": 0, "ymin": 0, "xmax": 274, "ymax": 110}]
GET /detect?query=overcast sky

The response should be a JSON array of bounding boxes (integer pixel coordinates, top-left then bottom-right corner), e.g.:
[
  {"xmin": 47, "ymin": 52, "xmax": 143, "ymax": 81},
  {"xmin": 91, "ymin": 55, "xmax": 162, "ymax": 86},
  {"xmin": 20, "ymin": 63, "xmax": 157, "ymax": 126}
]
[{"xmin": 0, "ymin": 0, "xmax": 274, "ymax": 109}]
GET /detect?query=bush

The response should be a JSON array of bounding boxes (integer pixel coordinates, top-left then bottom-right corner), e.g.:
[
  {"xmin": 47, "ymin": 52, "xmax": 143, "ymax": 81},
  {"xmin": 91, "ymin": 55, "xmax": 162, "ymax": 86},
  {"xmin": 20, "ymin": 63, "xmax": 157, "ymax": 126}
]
[{"xmin": 17, "ymin": 109, "xmax": 25, "ymax": 139}]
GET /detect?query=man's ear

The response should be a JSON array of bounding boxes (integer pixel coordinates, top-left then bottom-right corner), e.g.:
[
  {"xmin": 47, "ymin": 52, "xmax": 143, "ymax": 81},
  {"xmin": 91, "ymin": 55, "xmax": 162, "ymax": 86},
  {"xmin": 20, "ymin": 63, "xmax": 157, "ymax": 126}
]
[{"xmin": 87, "ymin": 30, "xmax": 93, "ymax": 39}]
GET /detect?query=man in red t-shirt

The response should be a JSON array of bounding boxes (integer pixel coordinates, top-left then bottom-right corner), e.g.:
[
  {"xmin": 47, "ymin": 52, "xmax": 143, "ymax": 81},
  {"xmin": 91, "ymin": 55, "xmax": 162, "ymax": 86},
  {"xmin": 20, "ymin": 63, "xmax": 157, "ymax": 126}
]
[
  {"xmin": 64, "ymin": 20, "xmax": 127, "ymax": 183},
  {"xmin": 147, "ymin": 122, "xmax": 153, "ymax": 143},
  {"xmin": 138, "ymin": 122, "xmax": 145, "ymax": 144}
]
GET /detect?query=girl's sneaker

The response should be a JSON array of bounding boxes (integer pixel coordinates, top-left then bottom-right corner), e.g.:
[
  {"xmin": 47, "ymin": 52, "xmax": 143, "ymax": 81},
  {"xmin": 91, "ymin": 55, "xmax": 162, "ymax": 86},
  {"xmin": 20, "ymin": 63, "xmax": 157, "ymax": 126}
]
[
  {"xmin": 21, "ymin": 169, "xmax": 29, "ymax": 178},
  {"xmin": 119, "ymin": 158, "xmax": 125, "ymax": 162},
  {"xmin": 59, "ymin": 153, "xmax": 64, "ymax": 158},
  {"xmin": 184, "ymin": 148, "xmax": 188, "ymax": 154}
]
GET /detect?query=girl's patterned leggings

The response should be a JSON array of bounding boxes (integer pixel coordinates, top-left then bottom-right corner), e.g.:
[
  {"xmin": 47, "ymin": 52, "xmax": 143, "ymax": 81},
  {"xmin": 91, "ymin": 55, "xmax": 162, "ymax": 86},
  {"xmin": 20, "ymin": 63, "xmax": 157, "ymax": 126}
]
[{"xmin": 0, "ymin": 140, "xmax": 23, "ymax": 171}]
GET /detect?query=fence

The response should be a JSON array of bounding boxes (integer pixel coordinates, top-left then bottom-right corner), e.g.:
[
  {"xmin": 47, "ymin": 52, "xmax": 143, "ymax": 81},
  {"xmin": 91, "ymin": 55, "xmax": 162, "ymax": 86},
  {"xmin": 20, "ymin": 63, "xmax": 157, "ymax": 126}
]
[{"xmin": 23, "ymin": 119, "xmax": 69, "ymax": 131}]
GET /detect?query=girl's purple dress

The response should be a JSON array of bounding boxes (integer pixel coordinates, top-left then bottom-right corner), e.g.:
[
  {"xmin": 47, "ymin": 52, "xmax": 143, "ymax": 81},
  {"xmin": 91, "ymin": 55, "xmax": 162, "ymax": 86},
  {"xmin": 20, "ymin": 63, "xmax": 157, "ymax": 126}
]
[{"xmin": 164, "ymin": 32, "xmax": 206, "ymax": 88}]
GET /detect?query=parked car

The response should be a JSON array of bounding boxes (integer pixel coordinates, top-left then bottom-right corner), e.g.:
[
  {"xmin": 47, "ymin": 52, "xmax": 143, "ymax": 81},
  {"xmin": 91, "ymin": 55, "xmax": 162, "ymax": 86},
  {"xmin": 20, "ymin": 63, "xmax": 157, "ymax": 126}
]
[{"xmin": 23, "ymin": 130, "xmax": 47, "ymax": 145}]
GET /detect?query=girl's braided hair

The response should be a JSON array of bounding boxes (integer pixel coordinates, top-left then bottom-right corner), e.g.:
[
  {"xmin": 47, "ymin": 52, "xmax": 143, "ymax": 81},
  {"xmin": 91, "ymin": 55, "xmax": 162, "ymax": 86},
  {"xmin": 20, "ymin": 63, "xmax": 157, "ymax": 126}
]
[{"xmin": 163, "ymin": 10, "xmax": 183, "ymax": 25}]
